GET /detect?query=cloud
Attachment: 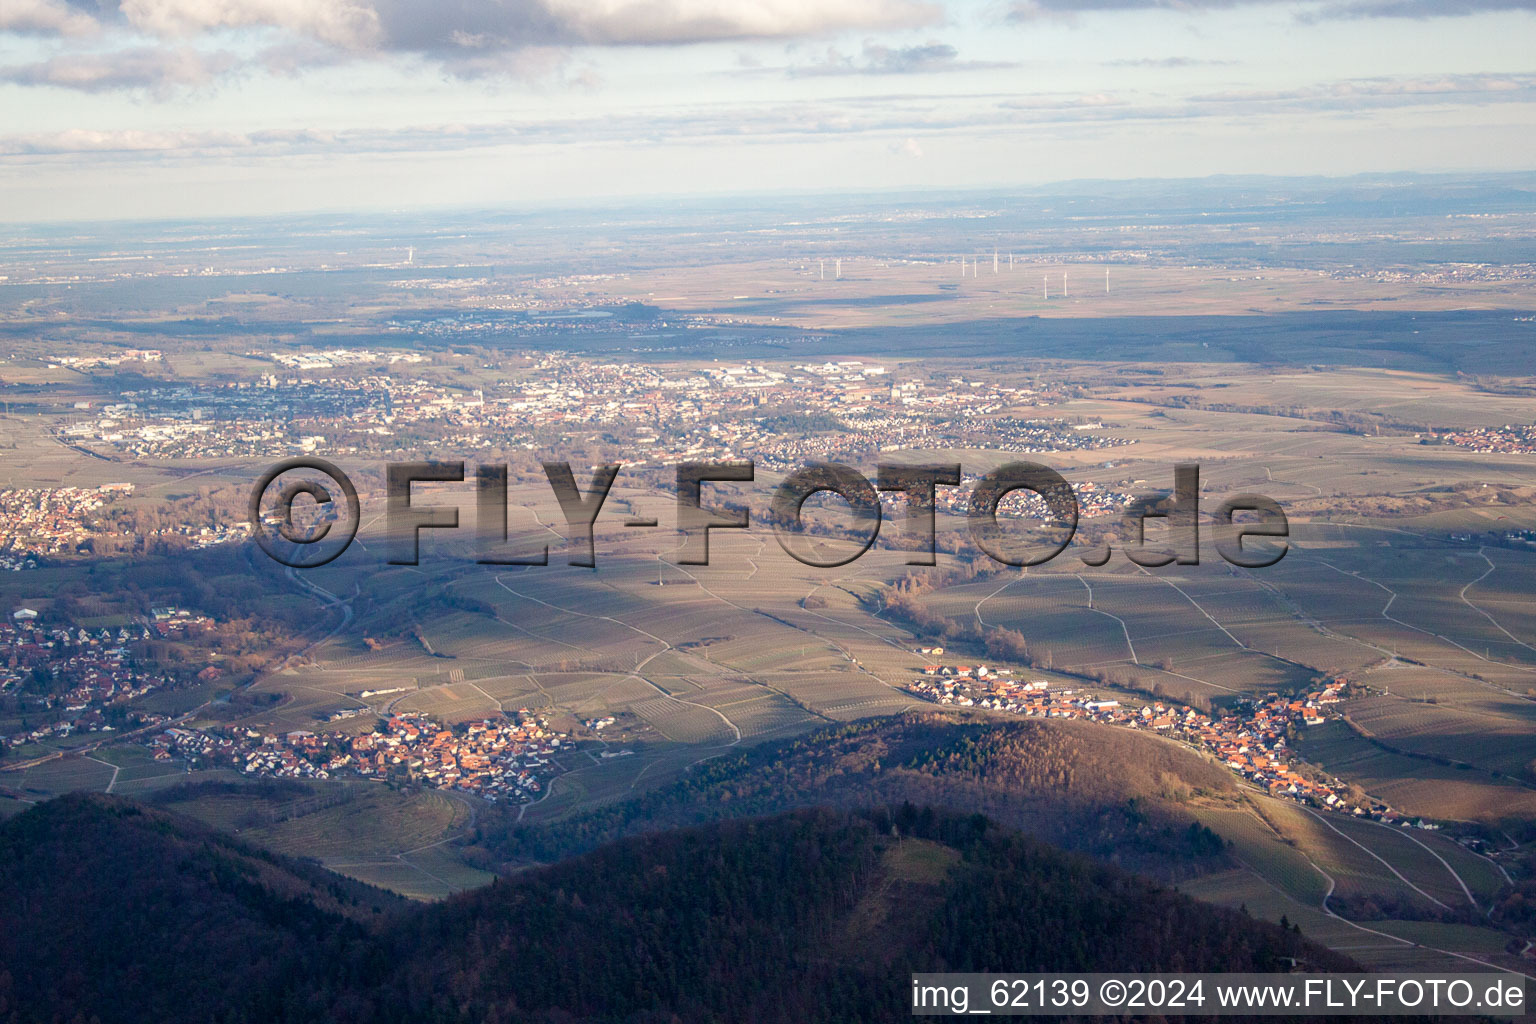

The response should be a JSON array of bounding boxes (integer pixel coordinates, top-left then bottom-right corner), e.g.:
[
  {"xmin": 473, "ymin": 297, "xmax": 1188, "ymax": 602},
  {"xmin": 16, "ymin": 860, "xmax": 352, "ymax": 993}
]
[
  {"xmin": 1104, "ymin": 56, "xmax": 1236, "ymax": 67},
  {"xmin": 0, "ymin": 99, "xmax": 1126, "ymax": 161},
  {"xmin": 0, "ymin": 0, "xmax": 946, "ymax": 91},
  {"xmin": 1189, "ymin": 72, "xmax": 1536, "ymax": 111},
  {"xmin": 1009, "ymin": 0, "xmax": 1270, "ymax": 15},
  {"xmin": 862, "ymin": 41, "xmax": 960, "ymax": 72},
  {"xmin": 0, "ymin": 46, "xmax": 240, "ymax": 94},
  {"xmin": 0, "ymin": 127, "xmax": 244, "ymax": 155},
  {"xmin": 1302, "ymin": 0, "xmax": 1536, "ymax": 18},
  {"xmin": 3, "ymin": 0, "xmax": 1528, "ymax": 98},
  {"xmin": 7, "ymin": 71, "xmax": 1527, "ymax": 162},
  {"xmin": 788, "ymin": 40, "xmax": 1014, "ymax": 76},
  {"xmin": 0, "ymin": 0, "xmax": 100, "ymax": 36},
  {"xmin": 1007, "ymin": 0, "xmax": 1536, "ymax": 18},
  {"xmin": 538, "ymin": 0, "xmax": 941, "ymax": 44},
  {"xmin": 118, "ymin": 0, "xmax": 381, "ymax": 47},
  {"xmin": 23, "ymin": 0, "xmax": 942, "ymax": 57},
  {"xmin": 253, "ymin": 40, "xmax": 361, "ymax": 75}
]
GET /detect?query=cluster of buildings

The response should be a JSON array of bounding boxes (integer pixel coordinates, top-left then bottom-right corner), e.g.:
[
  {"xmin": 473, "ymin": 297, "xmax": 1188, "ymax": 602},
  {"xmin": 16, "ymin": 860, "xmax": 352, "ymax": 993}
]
[
  {"xmin": 67, "ymin": 419, "xmax": 333, "ymax": 461},
  {"xmin": 51, "ymin": 349, "xmax": 162, "ymax": 369},
  {"xmin": 1449, "ymin": 527, "xmax": 1536, "ymax": 551},
  {"xmin": 908, "ymin": 667, "xmax": 1390, "ymax": 818},
  {"xmin": 0, "ymin": 482, "xmax": 246, "ymax": 564},
  {"xmin": 1436, "ymin": 424, "xmax": 1536, "ymax": 455},
  {"xmin": 149, "ymin": 711, "xmax": 571, "ymax": 802},
  {"xmin": 507, "ymin": 357, "xmax": 1126, "ymax": 470},
  {"xmin": 0, "ymin": 483, "xmax": 134, "ymax": 568},
  {"xmin": 882, "ymin": 473, "xmax": 1136, "ymax": 521},
  {"xmin": 1333, "ymin": 264, "xmax": 1536, "ymax": 286},
  {"xmin": 1, "ymin": 615, "xmax": 179, "ymax": 747},
  {"xmin": 264, "ymin": 348, "xmax": 426, "ymax": 371},
  {"xmin": 148, "ymin": 606, "xmax": 215, "ymax": 634},
  {"xmin": 59, "ymin": 378, "xmax": 388, "ymax": 460},
  {"xmin": 64, "ymin": 352, "xmax": 1129, "ymax": 469}
]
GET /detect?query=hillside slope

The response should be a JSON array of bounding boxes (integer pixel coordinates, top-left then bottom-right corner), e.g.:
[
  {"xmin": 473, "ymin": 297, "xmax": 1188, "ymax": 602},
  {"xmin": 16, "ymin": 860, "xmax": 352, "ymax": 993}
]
[
  {"xmin": 0, "ymin": 794, "xmax": 1363, "ymax": 1024},
  {"xmin": 477, "ymin": 712, "xmax": 1238, "ymax": 878},
  {"xmin": 373, "ymin": 805, "xmax": 1349, "ymax": 1024},
  {"xmin": 0, "ymin": 793, "xmax": 402, "ymax": 1024}
]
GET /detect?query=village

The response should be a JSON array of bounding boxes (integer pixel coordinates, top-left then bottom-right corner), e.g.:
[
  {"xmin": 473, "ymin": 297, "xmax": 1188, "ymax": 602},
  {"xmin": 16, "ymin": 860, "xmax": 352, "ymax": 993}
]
[
  {"xmin": 0, "ymin": 483, "xmax": 135, "ymax": 569},
  {"xmin": 148, "ymin": 710, "xmax": 573, "ymax": 803},
  {"xmin": 0, "ymin": 609, "xmax": 211, "ymax": 747},
  {"xmin": 904, "ymin": 661, "xmax": 1426, "ymax": 825},
  {"xmin": 1436, "ymin": 424, "xmax": 1536, "ymax": 456},
  {"xmin": 881, "ymin": 470, "xmax": 1136, "ymax": 520},
  {"xmin": 0, "ymin": 482, "xmax": 247, "ymax": 568}
]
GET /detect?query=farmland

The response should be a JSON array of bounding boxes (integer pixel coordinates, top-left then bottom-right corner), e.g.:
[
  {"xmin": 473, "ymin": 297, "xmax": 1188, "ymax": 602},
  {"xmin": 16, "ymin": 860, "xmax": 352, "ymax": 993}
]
[
  {"xmin": 4, "ymin": 381, "xmax": 1535, "ymax": 971},
  {"xmin": 2, "ymin": 186, "xmax": 1536, "ymax": 977}
]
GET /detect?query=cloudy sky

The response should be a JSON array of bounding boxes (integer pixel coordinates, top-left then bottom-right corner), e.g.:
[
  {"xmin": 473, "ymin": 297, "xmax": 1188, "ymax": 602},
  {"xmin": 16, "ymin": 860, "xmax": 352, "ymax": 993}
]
[{"xmin": 2, "ymin": 0, "xmax": 1534, "ymax": 220}]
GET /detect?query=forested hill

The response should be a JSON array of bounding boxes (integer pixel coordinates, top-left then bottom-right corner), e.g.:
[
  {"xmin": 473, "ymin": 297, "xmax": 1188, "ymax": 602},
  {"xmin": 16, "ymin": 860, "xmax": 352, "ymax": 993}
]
[
  {"xmin": 0, "ymin": 793, "xmax": 401, "ymax": 1024},
  {"xmin": 0, "ymin": 794, "xmax": 1375, "ymax": 1024},
  {"xmin": 371, "ymin": 805, "xmax": 1350, "ymax": 1024},
  {"xmin": 473, "ymin": 712, "xmax": 1238, "ymax": 879}
]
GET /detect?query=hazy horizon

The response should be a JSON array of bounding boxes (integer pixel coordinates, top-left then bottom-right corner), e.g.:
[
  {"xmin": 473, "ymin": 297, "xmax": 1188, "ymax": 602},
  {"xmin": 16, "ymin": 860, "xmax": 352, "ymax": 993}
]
[
  {"xmin": 4, "ymin": 0, "xmax": 1535, "ymax": 221},
  {"xmin": 3, "ymin": 167, "xmax": 1535, "ymax": 228}
]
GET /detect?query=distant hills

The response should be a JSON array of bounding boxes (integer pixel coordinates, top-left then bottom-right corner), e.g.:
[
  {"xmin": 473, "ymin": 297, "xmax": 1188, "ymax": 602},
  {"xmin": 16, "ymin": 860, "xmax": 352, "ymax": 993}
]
[{"xmin": 0, "ymin": 791, "xmax": 1365, "ymax": 1024}]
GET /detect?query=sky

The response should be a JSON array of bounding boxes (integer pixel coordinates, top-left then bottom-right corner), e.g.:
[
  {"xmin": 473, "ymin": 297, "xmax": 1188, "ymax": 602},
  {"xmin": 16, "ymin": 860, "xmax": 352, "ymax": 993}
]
[{"xmin": 1, "ymin": 0, "xmax": 1534, "ymax": 221}]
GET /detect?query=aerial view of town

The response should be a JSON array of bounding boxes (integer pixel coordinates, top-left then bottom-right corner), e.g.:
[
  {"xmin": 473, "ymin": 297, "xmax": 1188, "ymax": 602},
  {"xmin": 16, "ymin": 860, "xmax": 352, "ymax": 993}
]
[{"xmin": 2, "ymin": 0, "xmax": 1535, "ymax": 1020}]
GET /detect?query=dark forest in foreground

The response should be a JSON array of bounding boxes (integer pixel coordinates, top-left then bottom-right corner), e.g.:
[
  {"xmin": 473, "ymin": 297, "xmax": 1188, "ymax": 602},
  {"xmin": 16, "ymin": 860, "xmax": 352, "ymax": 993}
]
[{"xmin": 0, "ymin": 792, "xmax": 1393, "ymax": 1024}]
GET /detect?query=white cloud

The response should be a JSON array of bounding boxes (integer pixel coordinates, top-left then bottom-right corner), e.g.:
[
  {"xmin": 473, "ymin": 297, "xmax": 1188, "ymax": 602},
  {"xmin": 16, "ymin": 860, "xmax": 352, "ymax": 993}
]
[
  {"xmin": 787, "ymin": 40, "xmax": 1013, "ymax": 76},
  {"xmin": 1007, "ymin": 0, "xmax": 1536, "ymax": 18},
  {"xmin": 4, "ymin": 72, "xmax": 1529, "ymax": 159},
  {"xmin": 0, "ymin": 127, "xmax": 244, "ymax": 154},
  {"xmin": 0, "ymin": 0, "xmax": 946, "ymax": 91},
  {"xmin": 1190, "ymin": 73, "xmax": 1536, "ymax": 109},
  {"xmin": 546, "ymin": 0, "xmax": 939, "ymax": 44},
  {"xmin": 119, "ymin": 0, "xmax": 382, "ymax": 47},
  {"xmin": 0, "ymin": 46, "xmax": 241, "ymax": 94},
  {"xmin": 0, "ymin": 0, "xmax": 100, "ymax": 36}
]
